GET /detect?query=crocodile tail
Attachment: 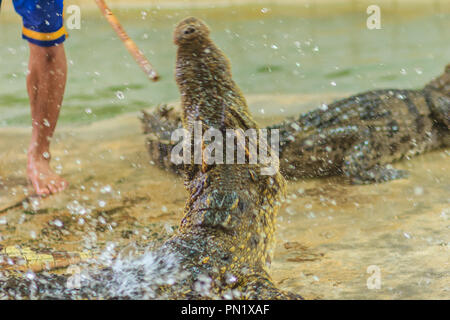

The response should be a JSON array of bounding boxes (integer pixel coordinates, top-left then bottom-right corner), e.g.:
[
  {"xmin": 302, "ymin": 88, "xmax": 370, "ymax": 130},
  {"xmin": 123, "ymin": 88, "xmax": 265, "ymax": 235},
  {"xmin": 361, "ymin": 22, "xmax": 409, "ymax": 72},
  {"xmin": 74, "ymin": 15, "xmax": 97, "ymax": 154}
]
[{"xmin": 0, "ymin": 246, "xmax": 93, "ymax": 273}]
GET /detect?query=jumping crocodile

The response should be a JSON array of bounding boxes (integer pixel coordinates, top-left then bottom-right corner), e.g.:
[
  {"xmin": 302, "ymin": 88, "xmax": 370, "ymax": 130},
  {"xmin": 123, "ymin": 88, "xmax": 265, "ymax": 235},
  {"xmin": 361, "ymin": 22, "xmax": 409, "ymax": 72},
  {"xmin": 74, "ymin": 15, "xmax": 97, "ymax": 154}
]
[
  {"xmin": 0, "ymin": 17, "xmax": 301, "ymax": 300},
  {"xmin": 142, "ymin": 65, "xmax": 449, "ymax": 184}
]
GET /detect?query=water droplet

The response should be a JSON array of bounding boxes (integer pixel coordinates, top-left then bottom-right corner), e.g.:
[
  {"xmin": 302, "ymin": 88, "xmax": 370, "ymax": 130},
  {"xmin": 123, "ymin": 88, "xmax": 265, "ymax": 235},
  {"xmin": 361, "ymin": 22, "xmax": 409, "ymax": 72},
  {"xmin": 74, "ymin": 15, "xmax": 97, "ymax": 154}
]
[
  {"xmin": 307, "ymin": 212, "xmax": 316, "ymax": 219},
  {"xmin": 164, "ymin": 223, "xmax": 173, "ymax": 234},
  {"xmin": 319, "ymin": 103, "xmax": 328, "ymax": 111},
  {"xmin": 414, "ymin": 186, "xmax": 424, "ymax": 196},
  {"xmin": 25, "ymin": 271, "xmax": 36, "ymax": 280},
  {"xmin": 290, "ymin": 122, "xmax": 301, "ymax": 131},
  {"xmin": 53, "ymin": 219, "xmax": 63, "ymax": 228},
  {"xmin": 116, "ymin": 91, "xmax": 125, "ymax": 100},
  {"xmin": 226, "ymin": 274, "xmax": 238, "ymax": 284},
  {"xmin": 100, "ymin": 185, "xmax": 112, "ymax": 194}
]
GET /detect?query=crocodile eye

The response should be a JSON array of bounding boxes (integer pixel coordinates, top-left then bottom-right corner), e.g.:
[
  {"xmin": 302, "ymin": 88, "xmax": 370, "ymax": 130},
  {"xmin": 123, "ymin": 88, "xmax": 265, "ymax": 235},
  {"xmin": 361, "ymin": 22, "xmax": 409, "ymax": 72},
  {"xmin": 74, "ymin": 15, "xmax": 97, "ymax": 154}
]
[{"xmin": 184, "ymin": 27, "xmax": 196, "ymax": 35}]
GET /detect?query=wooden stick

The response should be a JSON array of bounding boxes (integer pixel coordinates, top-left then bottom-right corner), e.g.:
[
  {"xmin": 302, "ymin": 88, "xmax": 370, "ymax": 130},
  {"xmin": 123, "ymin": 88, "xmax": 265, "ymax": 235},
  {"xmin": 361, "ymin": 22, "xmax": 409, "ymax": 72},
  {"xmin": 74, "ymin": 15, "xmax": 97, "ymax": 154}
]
[{"xmin": 94, "ymin": 0, "xmax": 159, "ymax": 81}]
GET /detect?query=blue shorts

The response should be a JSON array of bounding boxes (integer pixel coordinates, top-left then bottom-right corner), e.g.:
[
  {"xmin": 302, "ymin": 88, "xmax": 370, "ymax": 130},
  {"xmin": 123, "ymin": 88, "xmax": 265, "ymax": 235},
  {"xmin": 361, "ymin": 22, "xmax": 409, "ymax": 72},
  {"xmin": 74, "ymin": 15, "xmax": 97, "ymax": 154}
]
[{"xmin": 11, "ymin": 0, "xmax": 68, "ymax": 47}]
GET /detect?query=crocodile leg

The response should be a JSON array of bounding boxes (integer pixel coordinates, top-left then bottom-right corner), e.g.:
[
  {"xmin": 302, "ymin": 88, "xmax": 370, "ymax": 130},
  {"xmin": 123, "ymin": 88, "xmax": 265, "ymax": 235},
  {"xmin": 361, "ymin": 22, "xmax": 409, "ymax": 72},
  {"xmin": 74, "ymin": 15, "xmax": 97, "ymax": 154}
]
[
  {"xmin": 342, "ymin": 113, "xmax": 441, "ymax": 184},
  {"xmin": 343, "ymin": 151, "xmax": 409, "ymax": 184},
  {"xmin": 141, "ymin": 105, "xmax": 183, "ymax": 173},
  {"xmin": 342, "ymin": 129, "xmax": 409, "ymax": 184}
]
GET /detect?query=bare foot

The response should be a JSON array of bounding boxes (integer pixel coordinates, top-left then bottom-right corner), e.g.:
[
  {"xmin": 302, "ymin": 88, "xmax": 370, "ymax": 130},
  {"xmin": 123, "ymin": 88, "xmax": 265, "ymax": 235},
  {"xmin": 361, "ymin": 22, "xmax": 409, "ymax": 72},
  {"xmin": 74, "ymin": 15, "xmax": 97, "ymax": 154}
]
[{"xmin": 27, "ymin": 151, "xmax": 68, "ymax": 196}]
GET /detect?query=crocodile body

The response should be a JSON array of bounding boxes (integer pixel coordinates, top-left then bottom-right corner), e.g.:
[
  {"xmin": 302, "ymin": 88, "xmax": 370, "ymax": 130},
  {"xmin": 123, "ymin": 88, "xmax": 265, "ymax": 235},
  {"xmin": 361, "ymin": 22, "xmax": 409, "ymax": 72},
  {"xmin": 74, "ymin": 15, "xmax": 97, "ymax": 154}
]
[
  {"xmin": 0, "ymin": 17, "xmax": 300, "ymax": 300},
  {"xmin": 157, "ymin": 17, "xmax": 299, "ymax": 299},
  {"xmin": 142, "ymin": 65, "xmax": 449, "ymax": 184}
]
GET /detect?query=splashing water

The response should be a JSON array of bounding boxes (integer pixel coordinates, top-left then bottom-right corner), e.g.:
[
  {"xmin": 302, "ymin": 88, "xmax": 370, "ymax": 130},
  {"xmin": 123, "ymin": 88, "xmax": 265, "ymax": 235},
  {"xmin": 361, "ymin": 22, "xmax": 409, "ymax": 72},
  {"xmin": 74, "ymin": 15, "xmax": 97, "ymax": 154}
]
[{"xmin": 0, "ymin": 246, "xmax": 188, "ymax": 300}]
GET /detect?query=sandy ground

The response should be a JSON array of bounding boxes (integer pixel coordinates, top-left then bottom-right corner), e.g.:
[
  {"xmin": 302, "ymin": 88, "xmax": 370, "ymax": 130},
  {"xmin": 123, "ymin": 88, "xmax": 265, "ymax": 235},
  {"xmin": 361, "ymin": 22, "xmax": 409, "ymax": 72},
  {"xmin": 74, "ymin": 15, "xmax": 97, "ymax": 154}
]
[{"xmin": 0, "ymin": 94, "xmax": 449, "ymax": 299}]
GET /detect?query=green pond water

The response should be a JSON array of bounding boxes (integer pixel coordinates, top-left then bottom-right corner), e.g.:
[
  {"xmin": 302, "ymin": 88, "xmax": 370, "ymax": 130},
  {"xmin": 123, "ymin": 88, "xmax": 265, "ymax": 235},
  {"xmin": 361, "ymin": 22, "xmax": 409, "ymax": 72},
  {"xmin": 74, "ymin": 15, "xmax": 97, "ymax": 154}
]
[{"xmin": 0, "ymin": 3, "xmax": 449, "ymax": 126}]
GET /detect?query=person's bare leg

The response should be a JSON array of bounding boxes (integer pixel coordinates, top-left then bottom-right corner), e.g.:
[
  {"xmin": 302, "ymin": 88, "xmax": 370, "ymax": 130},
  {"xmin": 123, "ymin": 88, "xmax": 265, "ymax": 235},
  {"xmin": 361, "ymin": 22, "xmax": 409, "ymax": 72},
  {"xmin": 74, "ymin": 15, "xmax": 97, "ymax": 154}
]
[{"xmin": 27, "ymin": 43, "xmax": 68, "ymax": 196}]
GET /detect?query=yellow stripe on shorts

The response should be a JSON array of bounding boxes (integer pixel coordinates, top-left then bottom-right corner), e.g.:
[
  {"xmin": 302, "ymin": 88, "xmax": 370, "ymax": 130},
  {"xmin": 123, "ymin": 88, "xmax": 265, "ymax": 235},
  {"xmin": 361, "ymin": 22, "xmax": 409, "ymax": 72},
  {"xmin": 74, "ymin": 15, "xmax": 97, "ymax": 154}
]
[{"xmin": 22, "ymin": 25, "xmax": 68, "ymax": 42}]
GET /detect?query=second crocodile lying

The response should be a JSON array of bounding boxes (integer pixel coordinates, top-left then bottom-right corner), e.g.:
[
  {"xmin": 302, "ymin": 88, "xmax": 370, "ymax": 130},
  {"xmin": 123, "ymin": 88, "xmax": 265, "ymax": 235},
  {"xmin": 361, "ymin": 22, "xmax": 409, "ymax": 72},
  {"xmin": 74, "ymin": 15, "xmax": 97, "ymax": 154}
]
[{"xmin": 142, "ymin": 65, "xmax": 449, "ymax": 184}]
